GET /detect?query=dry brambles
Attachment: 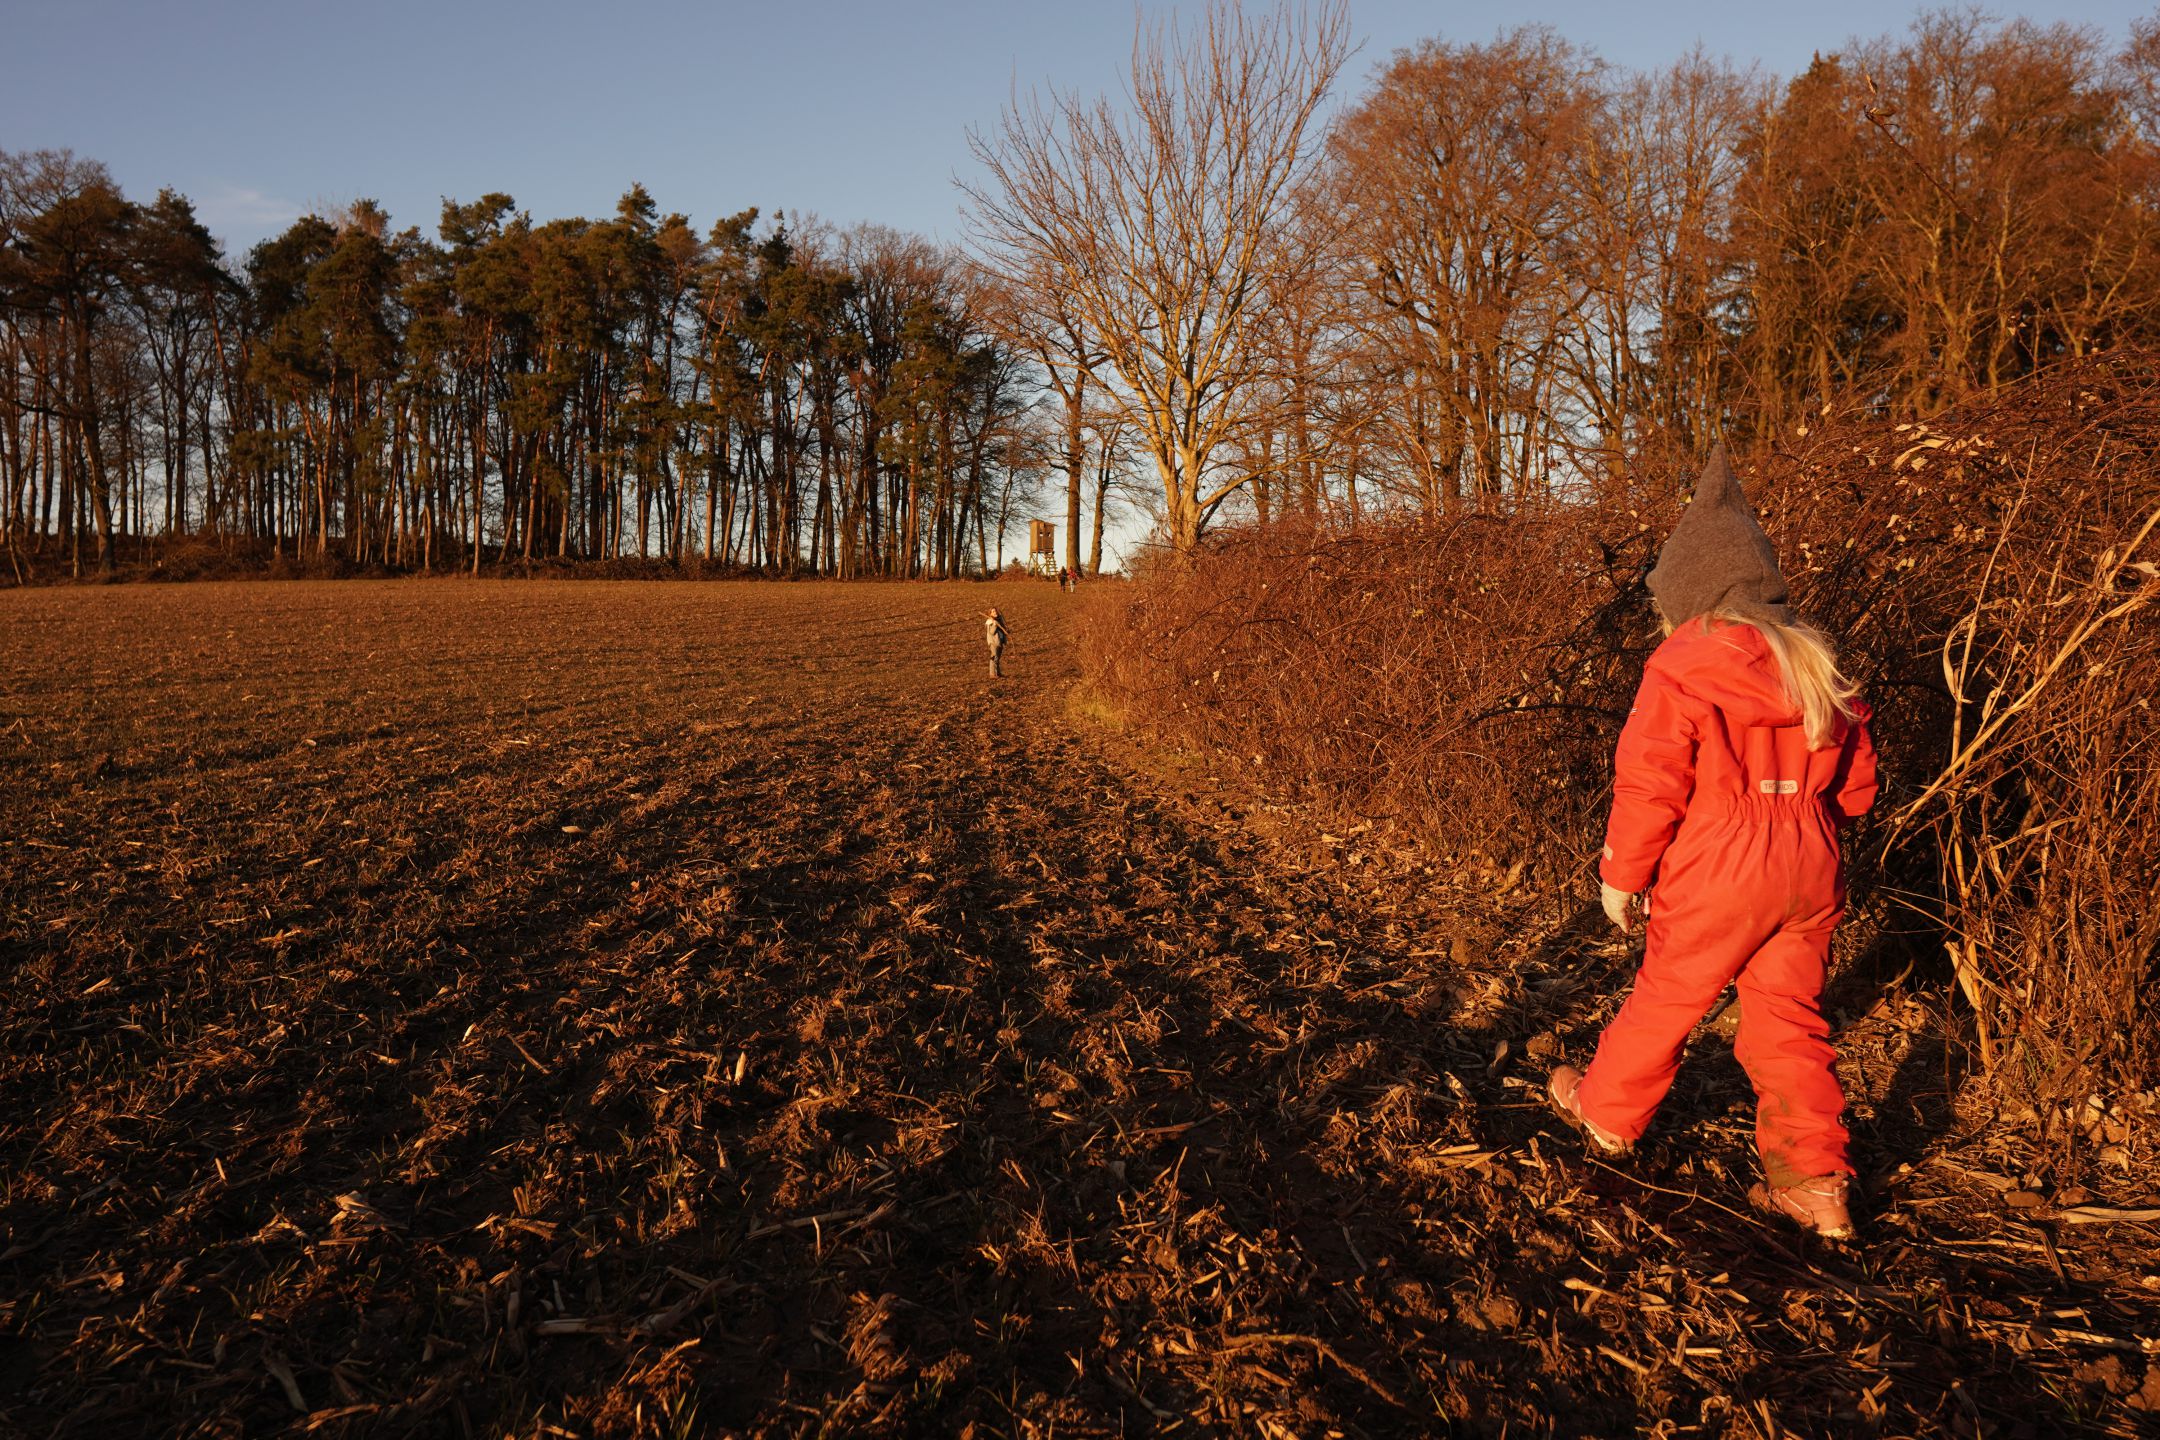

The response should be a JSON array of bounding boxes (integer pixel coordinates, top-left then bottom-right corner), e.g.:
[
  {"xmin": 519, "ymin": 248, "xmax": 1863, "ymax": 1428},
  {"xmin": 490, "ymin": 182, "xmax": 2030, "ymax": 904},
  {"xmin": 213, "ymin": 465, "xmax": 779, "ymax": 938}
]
[{"xmin": 2, "ymin": 581, "xmax": 2158, "ymax": 1438}]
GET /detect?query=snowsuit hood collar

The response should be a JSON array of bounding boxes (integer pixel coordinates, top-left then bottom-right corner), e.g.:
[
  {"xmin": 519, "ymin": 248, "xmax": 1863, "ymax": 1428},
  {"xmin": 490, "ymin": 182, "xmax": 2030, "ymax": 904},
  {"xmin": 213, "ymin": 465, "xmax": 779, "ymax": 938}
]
[
  {"xmin": 1647, "ymin": 446, "xmax": 1797, "ymax": 630},
  {"xmin": 1649, "ymin": 620, "xmax": 1804, "ymax": 731}
]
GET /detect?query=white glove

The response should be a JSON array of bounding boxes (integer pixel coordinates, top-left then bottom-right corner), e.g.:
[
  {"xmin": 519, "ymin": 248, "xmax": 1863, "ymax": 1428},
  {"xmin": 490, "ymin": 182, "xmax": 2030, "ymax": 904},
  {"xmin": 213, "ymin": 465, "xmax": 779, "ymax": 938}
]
[{"xmin": 1600, "ymin": 882, "xmax": 1635, "ymax": 935}]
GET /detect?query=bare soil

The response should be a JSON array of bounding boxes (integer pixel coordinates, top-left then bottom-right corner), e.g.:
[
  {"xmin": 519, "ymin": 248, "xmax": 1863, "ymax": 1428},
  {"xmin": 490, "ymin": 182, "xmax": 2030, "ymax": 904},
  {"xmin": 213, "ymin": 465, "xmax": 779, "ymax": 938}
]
[{"xmin": 1, "ymin": 581, "xmax": 2154, "ymax": 1438}]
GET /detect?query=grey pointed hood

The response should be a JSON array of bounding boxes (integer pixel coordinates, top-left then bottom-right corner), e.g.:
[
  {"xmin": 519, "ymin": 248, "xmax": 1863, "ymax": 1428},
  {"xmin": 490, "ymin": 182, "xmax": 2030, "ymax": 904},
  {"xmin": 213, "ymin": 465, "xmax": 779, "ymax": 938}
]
[{"xmin": 1646, "ymin": 445, "xmax": 1796, "ymax": 629}]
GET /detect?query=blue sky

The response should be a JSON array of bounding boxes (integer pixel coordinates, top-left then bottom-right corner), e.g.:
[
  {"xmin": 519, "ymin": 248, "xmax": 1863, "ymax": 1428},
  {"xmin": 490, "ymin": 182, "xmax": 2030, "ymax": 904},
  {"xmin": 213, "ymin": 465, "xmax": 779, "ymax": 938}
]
[{"xmin": 6, "ymin": 0, "xmax": 2153, "ymax": 260}]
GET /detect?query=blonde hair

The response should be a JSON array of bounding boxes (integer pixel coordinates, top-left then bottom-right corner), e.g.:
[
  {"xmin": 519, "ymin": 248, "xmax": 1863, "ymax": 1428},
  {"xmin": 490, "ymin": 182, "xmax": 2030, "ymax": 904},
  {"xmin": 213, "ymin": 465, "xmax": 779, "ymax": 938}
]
[{"xmin": 1705, "ymin": 606, "xmax": 1861, "ymax": 749}]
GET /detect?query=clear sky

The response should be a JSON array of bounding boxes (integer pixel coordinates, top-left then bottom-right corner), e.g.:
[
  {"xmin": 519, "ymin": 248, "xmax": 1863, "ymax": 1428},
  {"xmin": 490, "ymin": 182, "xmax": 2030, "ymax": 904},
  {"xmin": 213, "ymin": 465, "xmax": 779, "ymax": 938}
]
[{"xmin": 6, "ymin": 0, "xmax": 2153, "ymax": 261}]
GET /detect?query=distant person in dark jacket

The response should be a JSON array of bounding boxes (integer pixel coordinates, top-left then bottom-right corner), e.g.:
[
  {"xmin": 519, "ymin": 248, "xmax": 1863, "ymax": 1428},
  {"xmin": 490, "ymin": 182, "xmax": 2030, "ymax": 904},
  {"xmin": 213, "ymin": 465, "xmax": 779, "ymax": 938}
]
[{"xmin": 984, "ymin": 608, "xmax": 1009, "ymax": 678}]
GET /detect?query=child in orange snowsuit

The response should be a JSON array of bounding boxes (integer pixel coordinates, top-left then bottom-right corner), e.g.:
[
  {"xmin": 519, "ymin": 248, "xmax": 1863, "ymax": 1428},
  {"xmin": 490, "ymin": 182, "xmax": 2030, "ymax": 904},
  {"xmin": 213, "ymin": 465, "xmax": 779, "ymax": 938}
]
[{"xmin": 1549, "ymin": 447, "xmax": 1878, "ymax": 1239}]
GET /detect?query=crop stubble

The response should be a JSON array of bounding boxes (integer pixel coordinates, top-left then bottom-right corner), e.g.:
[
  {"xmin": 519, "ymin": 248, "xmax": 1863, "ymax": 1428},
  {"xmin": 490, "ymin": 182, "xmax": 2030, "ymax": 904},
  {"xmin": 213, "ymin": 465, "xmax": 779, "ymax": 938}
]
[{"xmin": 1, "ymin": 581, "xmax": 2155, "ymax": 1437}]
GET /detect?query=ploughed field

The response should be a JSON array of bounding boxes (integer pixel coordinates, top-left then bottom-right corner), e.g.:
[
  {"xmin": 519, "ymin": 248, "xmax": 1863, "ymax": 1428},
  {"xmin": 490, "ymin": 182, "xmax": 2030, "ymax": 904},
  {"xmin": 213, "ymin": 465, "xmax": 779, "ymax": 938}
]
[{"xmin": 1, "ymin": 580, "xmax": 2155, "ymax": 1439}]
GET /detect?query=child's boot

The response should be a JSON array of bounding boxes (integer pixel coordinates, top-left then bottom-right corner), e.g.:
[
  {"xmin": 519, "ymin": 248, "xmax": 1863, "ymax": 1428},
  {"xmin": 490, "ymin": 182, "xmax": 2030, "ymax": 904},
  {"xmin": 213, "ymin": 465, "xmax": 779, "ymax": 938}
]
[
  {"xmin": 1750, "ymin": 1174, "xmax": 1855, "ymax": 1240},
  {"xmin": 1547, "ymin": 1065, "xmax": 1633, "ymax": 1157}
]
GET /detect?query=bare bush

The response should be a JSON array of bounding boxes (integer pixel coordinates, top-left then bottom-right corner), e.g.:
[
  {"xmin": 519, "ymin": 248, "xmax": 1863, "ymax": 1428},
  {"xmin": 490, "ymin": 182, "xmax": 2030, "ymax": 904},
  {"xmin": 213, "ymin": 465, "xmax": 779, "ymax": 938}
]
[
  {"xmin": 1080, "ymin": 509, "xmax": 1653, "ymax": 875},
  {"xmin": 1764, "ymin": 359, "xmax": 2160, "ymax": 1111}
]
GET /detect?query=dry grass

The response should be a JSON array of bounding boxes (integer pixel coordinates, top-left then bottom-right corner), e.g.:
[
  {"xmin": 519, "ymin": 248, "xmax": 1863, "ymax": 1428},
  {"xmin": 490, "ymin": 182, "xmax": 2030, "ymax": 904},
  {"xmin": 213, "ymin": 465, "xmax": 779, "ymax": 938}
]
[
  {"xmin": 1076, "ymin": 512, "xmax": 1648, "ymax": 890},
  {"xmin": 1760, "ymin": 364, "xmax": 2160, "ymax": 1118},
  {"xmin": 1, "ymin": 579, "xmax": 2157, "ymax": 1437}
]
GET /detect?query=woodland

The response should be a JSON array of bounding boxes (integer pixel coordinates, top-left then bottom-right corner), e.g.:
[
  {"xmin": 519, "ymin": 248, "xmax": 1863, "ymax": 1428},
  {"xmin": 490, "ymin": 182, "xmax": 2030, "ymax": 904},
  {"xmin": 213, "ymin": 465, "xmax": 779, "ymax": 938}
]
[{"xmin": 5, "ymin": 11, "xmax": 2157, "ymax": 578}]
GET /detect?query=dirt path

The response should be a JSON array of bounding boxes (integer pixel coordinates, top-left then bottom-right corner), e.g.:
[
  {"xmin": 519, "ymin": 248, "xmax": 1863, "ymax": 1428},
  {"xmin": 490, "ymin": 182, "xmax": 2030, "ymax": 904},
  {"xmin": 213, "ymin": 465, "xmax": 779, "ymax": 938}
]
[{"xmin": 1, "ymin": 581, "xmax": 2154, "ymax": 1438}]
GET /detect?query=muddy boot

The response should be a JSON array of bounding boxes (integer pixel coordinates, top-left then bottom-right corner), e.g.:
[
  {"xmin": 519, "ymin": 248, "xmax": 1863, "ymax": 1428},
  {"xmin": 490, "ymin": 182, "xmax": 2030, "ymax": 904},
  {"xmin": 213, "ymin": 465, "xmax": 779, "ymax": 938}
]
[
  {"xmin": 1547, "ymin": 1065, "xmax": 1633, "ymax": 1158},
  {"xmin": 1749, "ymin": 1174, "xmax": 1856, "ymax": 1241}
]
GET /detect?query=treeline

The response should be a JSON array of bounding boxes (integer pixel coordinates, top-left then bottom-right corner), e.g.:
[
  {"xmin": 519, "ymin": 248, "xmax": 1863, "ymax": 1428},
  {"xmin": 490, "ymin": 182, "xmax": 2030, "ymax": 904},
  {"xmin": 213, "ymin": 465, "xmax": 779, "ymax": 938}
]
[
  {"xmin": 10, "ymin": 9, "xmax": 2157, "ymax": 579},
  {"xmin": 0, "ymin": 160, "xmax": 1049, "ymax": 577},
  {"xmin": 972, "ymin": 7, "xmax": 2160, "ymax": 539}
]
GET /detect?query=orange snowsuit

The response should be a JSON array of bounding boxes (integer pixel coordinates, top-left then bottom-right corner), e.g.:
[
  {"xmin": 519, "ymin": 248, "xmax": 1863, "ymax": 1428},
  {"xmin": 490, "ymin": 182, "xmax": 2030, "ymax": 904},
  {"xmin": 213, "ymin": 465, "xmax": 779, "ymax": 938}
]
[{"xmin": 1578, "ymin": 618, "xmax": 1878, "ymax": 1186}]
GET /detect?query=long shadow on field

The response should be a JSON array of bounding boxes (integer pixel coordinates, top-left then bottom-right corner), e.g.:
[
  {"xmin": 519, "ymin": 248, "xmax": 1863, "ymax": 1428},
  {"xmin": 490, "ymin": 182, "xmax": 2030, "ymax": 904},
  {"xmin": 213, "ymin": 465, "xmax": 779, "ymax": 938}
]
[
  {"xmin": 1, "ymin": 685, "xmax": 2140, "ymax": 1439},
  {"xmin": 0, "ymin": 682, "xmax": 1633, "ymax": 1438}
]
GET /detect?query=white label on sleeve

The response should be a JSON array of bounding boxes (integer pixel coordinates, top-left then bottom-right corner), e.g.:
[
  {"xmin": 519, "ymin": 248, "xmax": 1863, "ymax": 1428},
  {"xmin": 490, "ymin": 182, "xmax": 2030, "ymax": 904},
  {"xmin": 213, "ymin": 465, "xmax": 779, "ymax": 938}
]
[{"xmin": 1759, "ymin": 779, "xmax": 1799, "ymax": 795}]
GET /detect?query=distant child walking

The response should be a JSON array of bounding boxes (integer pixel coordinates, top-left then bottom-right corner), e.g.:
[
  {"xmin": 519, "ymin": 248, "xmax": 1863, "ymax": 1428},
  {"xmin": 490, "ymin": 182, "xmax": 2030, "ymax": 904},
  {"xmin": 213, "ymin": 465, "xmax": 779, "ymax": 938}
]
[
  {"xmin": 1549, "ymin": 447, "xmax": 1878, "ymax": 1240},
  {"xmin": 984, "ymin": 608, "xmax": 1009, "ymax": 678}
]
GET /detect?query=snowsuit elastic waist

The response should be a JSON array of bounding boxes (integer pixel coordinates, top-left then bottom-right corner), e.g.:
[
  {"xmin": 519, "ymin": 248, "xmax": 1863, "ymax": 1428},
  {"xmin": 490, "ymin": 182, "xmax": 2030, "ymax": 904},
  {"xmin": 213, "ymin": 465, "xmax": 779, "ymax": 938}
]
[{"xmin": 1688, "ymin": 793, "xmax": 1842, "ymax": 825}]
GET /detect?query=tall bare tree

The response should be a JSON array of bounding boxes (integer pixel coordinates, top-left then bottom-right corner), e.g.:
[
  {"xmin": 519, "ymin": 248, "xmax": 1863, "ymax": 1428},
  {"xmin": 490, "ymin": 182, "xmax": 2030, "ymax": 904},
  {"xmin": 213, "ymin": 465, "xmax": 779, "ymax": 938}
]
[
  {"xmin": 965, "ymin": 0, "xmax": 1350, "ymax": 551},
  {"xmin": 1321, "ymin": 28, "xmax": 1598, "ymax": 509}
]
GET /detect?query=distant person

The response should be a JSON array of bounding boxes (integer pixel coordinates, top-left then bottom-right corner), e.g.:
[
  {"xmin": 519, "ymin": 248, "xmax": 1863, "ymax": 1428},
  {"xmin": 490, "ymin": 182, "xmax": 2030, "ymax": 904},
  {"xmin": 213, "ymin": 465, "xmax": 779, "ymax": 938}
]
[
  {"xmin": 1057, "ymin": 566, "xmax": 1072, "ymax": 592},
  {"xmin": 984, "ymin": 608, "xmax": 1009, "ymax": 678},
  {"xmin": 1546, "ymin": 446, "xmax": 1878, "ymax": 1242}
]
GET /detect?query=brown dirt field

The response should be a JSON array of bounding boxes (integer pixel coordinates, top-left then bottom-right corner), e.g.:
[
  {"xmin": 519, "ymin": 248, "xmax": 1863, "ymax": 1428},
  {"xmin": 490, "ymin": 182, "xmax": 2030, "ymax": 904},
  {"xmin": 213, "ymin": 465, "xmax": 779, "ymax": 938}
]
[{"xmin": 1, "ymin": 580, "xmax": 2155, "ymax": 1439}]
